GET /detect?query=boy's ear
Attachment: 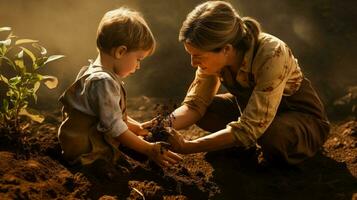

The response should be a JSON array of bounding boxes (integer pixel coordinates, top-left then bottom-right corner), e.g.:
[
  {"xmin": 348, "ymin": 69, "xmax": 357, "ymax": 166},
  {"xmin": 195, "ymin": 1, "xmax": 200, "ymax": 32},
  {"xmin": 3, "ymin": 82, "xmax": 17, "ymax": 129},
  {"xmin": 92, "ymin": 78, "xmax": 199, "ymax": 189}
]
[{"xmin": 114, "ymin": 46, "xmax": 127, "ymax": 59}]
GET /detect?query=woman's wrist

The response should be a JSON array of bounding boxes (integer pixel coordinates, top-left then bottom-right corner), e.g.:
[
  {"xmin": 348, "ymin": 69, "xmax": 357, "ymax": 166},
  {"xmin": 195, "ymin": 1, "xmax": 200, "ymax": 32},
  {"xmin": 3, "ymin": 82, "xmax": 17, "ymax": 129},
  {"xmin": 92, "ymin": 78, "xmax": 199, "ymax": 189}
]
[{"xmin": 175, "ymin": 140, "xmax": 195, "ymax": 154}]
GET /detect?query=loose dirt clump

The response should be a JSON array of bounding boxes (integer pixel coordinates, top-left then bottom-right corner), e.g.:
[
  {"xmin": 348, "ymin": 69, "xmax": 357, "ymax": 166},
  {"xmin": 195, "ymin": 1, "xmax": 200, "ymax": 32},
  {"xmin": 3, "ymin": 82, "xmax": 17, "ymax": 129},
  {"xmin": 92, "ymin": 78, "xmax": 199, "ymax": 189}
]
[{"xmin": 144, "ymin": 104, "xmax": 177, "ymax": 143}]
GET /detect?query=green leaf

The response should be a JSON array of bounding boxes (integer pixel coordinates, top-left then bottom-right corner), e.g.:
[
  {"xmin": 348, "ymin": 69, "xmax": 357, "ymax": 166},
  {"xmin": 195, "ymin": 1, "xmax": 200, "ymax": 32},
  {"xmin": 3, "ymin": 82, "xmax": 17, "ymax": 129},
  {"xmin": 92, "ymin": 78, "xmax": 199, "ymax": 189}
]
[
  {"xmin": 14, "ymin": 59, "xmax": 25, "ymax": 70},
  {"xmin": 15, "ymin": 39, "xmax": 38, "ymax": 45},
  {"xmin": 21, "ymin": 47, "xmax": 36, "ymax": 67},
  {"xmin": 0, "ymin": 46, "xmax": 4, "ymax": 56},
  {"xmin": 19, "ymin": 108, "xmax": 44, "ymax": 123},
  {"xmin": 6, "ymin": 90, "xmax": 14, "ymax": 97},
  {"xmin": 42, "ymin": 75, "xmax": 58, "ymax": 89},
  {"xmin": 32, "ymin": 43, "xmax": 47, "ymax": 55},
  {"xmin": 33, "ymin": 81, "xmax": 40, "ymax": 93},
  {"xmin": 32, "ymin": 93, "xmax": 38, "ymax": 103},
  {"xmin": 2, "ymin": 99, "xmax": 9, "ymax": 112},
  {"xmin": 0, "ymin": 39, "xmax": 11, "ymax": 46},
  {"xmin": 9, "ymin": 76, "xmax": 21, "ymax": 85},
  {"xmin": 0, "ymin": 75, "xmax": 8, "ymax": 84},
  {"xmin": 0, "ymin": 27, "xmax": 11, "ymax": 32},
  {"xmin": 36, "ymin": 74, "xmax": 43, "ymax": 81},
  {"xmin": 17, "ymin": 50, "xmax": 24, "ymax": 58},
  {"xmin": 35, "ymin": 57, "xmax": 47, "ymax": 69},
  {"xmin": 44, "ymin": 55, "xmax": 64, "ymax": 65}
]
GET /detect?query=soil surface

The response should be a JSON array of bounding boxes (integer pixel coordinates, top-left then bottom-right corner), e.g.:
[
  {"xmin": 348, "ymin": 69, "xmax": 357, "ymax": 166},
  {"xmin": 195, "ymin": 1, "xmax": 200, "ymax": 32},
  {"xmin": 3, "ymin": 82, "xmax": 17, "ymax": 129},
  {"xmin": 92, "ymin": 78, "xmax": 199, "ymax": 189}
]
[{"xmin": 0, "ymin": 96, "xmax": 356, "ymax": 200}]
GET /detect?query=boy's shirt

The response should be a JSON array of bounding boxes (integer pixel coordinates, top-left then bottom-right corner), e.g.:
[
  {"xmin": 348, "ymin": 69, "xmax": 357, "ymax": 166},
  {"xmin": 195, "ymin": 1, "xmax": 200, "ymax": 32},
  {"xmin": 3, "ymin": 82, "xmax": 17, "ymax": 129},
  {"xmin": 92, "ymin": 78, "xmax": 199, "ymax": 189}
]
[{"xmin": 60, "ymin": 63, "xmax": 128, "ymax": 138}]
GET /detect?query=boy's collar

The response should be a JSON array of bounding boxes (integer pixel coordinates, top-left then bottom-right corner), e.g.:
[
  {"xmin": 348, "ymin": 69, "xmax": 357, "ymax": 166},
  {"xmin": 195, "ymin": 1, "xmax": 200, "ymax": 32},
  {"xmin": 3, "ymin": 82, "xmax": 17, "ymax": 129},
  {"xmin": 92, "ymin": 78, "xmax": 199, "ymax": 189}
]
[{"xmin": 87, "ymin": 59, "xmax": 125, "ymax": 84}]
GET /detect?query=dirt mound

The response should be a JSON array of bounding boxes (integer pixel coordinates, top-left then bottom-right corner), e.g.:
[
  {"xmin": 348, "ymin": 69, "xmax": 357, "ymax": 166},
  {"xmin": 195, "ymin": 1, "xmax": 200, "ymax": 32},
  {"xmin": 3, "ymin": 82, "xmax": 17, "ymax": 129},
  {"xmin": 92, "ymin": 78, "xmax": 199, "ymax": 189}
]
[
  {"xmin": 0, "ymin": 97, "xmax": 356, "ymax": 199},
  {"xmin": 0, "ymin": 151, "xmax": 90, "ymax": 199}
]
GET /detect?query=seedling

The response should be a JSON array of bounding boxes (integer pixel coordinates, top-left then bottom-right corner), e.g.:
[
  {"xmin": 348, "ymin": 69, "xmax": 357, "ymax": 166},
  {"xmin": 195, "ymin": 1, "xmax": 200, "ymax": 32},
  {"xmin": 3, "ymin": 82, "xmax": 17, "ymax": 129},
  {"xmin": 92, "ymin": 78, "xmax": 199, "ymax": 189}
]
[{"xmin": 0, "ymin": 26, "xmax": 64, "ymax": 133}]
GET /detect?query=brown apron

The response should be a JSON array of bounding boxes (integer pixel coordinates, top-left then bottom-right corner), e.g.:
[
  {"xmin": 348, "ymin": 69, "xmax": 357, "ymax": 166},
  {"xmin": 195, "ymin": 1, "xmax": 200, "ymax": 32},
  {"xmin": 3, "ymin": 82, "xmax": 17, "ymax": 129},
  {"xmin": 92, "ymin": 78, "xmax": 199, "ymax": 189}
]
[
  {"xmin": 58, "ymin": 65, "xmax": 127, "ymax": 165},
  {"xmin": 197, "ymin": 66, "xmax": 330, "ymax": 165}
]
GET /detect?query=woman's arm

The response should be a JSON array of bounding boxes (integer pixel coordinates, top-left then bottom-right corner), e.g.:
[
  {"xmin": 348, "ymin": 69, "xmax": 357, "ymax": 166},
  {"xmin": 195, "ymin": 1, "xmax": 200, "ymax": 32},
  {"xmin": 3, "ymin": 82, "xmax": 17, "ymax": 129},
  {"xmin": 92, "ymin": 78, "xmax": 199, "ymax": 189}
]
[
  {"xmin": 168, "ymin": 127, "xmax": 239, "ymax": 154},
  {"xmin": 171, "ymin": 105, "xmax": 202, "ymax": 129},
  {"xmin": 140, "ymin": 105, "xmax": 201, "ymax": 131}
]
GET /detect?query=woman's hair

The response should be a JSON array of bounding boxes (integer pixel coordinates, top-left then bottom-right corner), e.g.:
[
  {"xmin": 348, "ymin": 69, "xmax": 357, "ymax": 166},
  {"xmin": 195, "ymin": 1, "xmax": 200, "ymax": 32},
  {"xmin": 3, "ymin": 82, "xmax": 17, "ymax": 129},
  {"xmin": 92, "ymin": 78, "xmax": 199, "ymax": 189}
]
[
  {"xmin": 96, "ymin": 7, "xmax": 156, "ymax": 55},
  {"xmin": 179, "ymin": 1, "xmax": 261, "ymax": 52}
]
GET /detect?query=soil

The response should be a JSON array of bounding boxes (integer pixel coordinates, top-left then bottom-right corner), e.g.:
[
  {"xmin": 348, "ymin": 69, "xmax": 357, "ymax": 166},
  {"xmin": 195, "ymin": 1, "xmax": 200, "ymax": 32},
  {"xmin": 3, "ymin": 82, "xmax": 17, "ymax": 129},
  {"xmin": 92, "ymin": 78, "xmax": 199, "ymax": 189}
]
[{"xmin": 0, "ymin": 96, "xmax": 356, "ymax": 200}]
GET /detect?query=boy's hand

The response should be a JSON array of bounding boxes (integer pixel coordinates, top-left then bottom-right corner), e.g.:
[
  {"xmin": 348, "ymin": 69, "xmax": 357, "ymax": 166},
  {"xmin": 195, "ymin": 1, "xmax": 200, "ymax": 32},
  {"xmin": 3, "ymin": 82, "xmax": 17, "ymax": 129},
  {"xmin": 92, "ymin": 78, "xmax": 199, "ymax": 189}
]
[
  {"xmin": 166, "ymin": 128, "xmax": 189, "ymax": 154},
  {"xmin": 141, "ymin": 117, "xmax": 159, "ymax": 130},
  {"xmin": 147, "ymin": 142, "xmax": 183, "ymax": 167},
  {"xmin": 136, "ymin": 127, "xmax": 150, "ymax": 136}
]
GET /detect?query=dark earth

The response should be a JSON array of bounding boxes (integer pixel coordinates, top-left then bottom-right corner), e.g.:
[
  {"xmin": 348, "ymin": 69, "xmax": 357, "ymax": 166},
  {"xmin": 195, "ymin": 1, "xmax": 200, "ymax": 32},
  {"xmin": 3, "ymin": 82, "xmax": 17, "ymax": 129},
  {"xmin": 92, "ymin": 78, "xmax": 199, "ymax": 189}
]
[{"xmin": 0, "ymin": 96, "xmax": 356, "ymax": 200}]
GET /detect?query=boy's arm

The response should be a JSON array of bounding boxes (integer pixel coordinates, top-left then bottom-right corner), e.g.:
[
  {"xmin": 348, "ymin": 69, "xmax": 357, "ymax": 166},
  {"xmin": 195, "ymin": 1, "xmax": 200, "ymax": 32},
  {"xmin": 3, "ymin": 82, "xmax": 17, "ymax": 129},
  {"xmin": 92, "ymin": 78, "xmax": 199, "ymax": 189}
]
[
  {"xmin": 114, "ymin": 129, "xmax": 182, "ymax": 167},
  {"xmin": 127, "ymin": 116, "xmax": 149, "ymax": 136}
]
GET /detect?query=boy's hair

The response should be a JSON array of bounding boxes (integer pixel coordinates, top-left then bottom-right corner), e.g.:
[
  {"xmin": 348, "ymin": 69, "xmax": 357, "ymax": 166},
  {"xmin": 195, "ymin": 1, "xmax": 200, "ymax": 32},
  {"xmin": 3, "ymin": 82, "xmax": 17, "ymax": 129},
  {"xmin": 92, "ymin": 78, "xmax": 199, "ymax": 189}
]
[{"xmin": 96, "ymin": 7, "xmax": 156, "ymax": 55}]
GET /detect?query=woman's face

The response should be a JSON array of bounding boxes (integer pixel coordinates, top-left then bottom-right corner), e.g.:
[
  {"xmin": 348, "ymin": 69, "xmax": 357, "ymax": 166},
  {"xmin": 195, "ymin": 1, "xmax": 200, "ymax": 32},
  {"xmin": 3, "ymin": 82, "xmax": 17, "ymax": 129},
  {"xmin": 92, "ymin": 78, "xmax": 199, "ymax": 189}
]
[{"xmin": 184, "ymin": 42, "xmax": 227, "ymax": 75}]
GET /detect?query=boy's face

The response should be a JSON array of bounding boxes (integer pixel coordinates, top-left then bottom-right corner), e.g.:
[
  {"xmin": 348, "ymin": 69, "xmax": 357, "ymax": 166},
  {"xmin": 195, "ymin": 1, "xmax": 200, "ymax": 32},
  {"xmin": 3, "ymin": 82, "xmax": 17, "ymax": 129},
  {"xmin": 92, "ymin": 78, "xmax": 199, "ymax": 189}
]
[{"xmin": 113, "ymin": 49, "xmax": 150, "ymax": 78}]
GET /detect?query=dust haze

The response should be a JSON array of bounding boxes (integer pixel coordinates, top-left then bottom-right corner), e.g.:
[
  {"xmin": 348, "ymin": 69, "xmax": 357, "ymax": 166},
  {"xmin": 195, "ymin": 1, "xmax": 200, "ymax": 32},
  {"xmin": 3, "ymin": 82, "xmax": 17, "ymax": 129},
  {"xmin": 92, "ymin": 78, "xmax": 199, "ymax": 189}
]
[{"xmin": 0, "ymin": 0, "xmax": 356, "ymax": 113}]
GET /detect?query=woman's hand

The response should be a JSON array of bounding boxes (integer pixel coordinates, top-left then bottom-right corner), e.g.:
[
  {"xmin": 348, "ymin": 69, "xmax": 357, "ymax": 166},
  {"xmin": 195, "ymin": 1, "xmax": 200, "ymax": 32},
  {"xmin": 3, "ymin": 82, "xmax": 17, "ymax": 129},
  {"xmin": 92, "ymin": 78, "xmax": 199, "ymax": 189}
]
[
  {"xmin": 166, "ymin": 128, "xmax": 190, "ymax": 154},
  {"xmin": 147, "ymin": 142, "xmax": 183, "ymax": 167}
]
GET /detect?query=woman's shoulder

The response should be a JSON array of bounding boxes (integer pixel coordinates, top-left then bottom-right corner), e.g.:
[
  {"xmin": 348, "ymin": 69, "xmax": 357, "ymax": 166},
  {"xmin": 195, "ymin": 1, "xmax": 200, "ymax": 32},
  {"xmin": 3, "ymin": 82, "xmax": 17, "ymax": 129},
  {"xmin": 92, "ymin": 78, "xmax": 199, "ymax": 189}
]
[
  {"xmin": 258, "ymin": 33, "xmax": 285, "ymax": 45},
  {"xmin": 256, "ymin": 33, "xmax": 290, "ymax": 59}
]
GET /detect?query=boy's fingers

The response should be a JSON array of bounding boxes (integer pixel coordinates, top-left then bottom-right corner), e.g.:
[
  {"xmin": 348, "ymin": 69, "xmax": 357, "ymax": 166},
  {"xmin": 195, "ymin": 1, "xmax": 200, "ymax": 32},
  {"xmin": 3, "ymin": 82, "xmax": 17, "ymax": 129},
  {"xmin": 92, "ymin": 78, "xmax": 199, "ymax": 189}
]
[
  {"xmin": 141, "ymin": 121, "xmax": 152, "ymax": 129},
  {"xmin": 142, "ymin": 130, "xmax": 150, "ymax": 136},
  {"xmin": 163, "ymin": 154, "xmax": 178, "ymax": 164},
  {"xmin": 158, "ymin": 159, "xmax": 171, "ymax": 167},
  {"xmin": 142, "ymin": 117, "xmax": 160, "ymax": 129}
]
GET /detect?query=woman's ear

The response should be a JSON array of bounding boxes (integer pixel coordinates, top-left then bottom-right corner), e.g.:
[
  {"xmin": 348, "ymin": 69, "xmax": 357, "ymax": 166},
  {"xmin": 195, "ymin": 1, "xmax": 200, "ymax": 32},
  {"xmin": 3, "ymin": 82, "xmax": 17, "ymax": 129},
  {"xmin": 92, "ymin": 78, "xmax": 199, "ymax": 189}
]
[
  {"xmin": 222, "ymin": 44, "xmax": 234, "ymax": 55},
  {"xmin": 114, "ymin": 46, "xmax": 127, "ymax": 59}
]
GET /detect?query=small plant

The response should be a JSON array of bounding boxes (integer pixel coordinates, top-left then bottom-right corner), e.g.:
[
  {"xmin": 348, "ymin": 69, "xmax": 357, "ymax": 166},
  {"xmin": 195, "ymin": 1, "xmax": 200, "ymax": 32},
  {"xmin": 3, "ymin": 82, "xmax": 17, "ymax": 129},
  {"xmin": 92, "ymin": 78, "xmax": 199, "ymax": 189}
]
[
  {"xmin": 0, "ymin": 26, "xmax": 64, "ymax": 133},
  {"xmin": 145, "ymin": 104, "xmax": 176, "ymax": 143}
]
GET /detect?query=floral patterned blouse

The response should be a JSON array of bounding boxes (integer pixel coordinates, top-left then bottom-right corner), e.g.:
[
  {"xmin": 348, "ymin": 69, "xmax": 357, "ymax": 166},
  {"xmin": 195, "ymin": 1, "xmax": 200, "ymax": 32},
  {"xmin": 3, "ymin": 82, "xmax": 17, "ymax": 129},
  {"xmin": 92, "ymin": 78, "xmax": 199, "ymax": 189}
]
[{"xmin": 183, "ymin": 33, "xmax": 304, "ymax": 148}]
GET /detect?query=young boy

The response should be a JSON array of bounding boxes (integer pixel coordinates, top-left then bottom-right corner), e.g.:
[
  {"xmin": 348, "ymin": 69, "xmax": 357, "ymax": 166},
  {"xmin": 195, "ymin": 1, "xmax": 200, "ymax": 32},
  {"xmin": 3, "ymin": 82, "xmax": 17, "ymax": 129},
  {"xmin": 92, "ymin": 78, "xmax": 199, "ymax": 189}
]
[{"xmin": 58, "ymin": 7, "xmax": 181, "ymax": 168}]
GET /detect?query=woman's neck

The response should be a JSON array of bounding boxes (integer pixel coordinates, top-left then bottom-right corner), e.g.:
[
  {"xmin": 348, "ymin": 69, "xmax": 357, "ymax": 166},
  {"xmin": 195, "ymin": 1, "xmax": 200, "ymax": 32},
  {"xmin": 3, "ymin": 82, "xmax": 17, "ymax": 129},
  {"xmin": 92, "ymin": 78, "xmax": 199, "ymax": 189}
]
[{"xmin": 226, "ymin": 49, "xmax": 244, "ymax": 74}]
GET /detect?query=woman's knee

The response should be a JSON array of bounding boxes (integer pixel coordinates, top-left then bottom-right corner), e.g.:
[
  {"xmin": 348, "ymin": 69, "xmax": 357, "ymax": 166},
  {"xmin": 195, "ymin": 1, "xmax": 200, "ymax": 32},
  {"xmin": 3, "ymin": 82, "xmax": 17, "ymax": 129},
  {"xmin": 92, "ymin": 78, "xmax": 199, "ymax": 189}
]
[
  {"xmin": 258, "ymin": 119, "xmax": 299, "ymax": 164},
  {"xmin": 196, "ymin": 93, "xmax": 239, "ymax": 132}
]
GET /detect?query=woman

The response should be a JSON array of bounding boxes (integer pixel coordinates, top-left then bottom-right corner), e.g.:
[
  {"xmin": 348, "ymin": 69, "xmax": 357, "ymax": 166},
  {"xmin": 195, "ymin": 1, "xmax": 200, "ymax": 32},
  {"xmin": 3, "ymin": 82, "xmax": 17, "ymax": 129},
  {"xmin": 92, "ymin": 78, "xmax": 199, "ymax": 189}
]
[{"xmin": 145, "ymin": 1, "xmax": 330, "ymax": 165}]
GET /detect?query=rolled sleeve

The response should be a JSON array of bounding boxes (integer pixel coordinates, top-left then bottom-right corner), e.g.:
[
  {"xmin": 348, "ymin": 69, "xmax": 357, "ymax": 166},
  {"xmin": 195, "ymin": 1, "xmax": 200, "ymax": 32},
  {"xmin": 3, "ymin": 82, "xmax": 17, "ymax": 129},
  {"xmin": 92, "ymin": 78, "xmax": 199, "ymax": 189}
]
[
  {"xmin": 183, "ymin": 68, "xmax": 221, "ymax": 116},
  {"xmin": 229, "ymin": 44, "xmax": 293, "ymax": 148},
  {"xmin": 88, "ymin": 78, "xmax": 128, "ymax": 138}
]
